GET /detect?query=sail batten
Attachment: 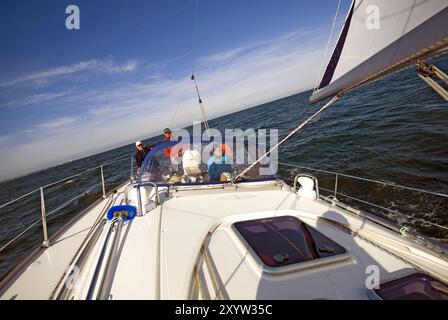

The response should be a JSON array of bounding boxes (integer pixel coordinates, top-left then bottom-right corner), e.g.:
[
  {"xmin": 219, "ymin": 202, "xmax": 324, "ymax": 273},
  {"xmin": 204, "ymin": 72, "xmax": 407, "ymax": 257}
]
[{"xmin": 311, "ymin": 0, "xmax": 448, "ymax": 103}]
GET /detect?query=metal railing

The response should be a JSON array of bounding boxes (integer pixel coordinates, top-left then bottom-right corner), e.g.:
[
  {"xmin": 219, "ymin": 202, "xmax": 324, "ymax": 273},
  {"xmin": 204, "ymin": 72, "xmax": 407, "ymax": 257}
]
[
  {"xmin": 278, "ymin": 161, "xmax": 448, "ymax": 199},
  {"xmin": 0, "ymin": 155, "xmax": 135, "ymax": 254},
  {"xmin": 123, "ymin": 181, "xmax": 160, "ymax": 217},
  {"xmin": 2, "ymin": 157, "xmax": 447, "ymax": 262},
  {"xmin": 278, "ymin": 161, "xmax": 448, "ymax": 233}
]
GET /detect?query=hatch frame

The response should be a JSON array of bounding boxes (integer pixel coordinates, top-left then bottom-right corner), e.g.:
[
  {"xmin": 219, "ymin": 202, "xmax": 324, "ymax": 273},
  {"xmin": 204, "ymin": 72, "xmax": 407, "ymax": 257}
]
[{"xmin": 231, "ymin": 215, "xmax": 352, "ymax": 275}]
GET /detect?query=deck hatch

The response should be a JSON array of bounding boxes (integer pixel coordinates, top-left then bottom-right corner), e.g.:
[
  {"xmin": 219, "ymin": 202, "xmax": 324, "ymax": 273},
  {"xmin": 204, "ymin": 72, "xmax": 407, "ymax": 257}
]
[
  {"xmin": 234, "ymin": 216, "xmax": 346, "ymax": 268},
  {"xmin": 372, "ymin": 273, "xmax": 448, "ymax": 300}
]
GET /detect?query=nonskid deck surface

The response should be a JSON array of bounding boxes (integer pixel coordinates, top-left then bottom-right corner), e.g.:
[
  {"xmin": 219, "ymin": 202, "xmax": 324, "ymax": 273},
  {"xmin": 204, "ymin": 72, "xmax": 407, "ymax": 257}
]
[{"xmin": 1, "ymin": 181, "xmax": 447, "ymax": 300}]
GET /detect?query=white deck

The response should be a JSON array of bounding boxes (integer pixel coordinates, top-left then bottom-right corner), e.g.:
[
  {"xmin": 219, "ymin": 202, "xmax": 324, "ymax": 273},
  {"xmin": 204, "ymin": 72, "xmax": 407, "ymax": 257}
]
[
  {"xmin": 0, "ymin": 194, "xmax": 115, "ymax": 300},
  {"xmin": 1, "ymin": 180, "xmax": 447, "ymax": 300}
]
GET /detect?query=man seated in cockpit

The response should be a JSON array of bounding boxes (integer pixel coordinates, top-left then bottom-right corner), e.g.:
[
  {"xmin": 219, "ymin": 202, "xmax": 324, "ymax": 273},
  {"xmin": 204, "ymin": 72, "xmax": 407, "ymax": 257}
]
[{"xmin": 207, "ymin": 145, "xmax": 232, "ymax": 181}]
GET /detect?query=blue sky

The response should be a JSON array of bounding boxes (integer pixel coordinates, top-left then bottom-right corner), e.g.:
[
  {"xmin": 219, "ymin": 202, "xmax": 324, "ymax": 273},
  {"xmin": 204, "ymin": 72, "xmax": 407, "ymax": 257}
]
[{"xmin": 0, "ymin": 0, "xmax": 350, "ymax": 180}]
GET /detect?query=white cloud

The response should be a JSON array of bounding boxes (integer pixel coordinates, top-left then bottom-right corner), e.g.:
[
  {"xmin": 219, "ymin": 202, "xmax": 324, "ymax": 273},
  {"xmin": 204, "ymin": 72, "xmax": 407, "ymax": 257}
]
[
  {"xmin": 0, "ymin": 59, "xmax": 138, "ymax": 88},
  {"xmin": 36, "ymin": 117, "xmax": 76, "ymax": 130},
  {"xmin": 0, "ymin": 27, "xmax": 330, "ymax": 180},
  {"xmin": 76, "ymin": 29, "xmax": 324, "ymax": 122},
  {"xmin": 92, "ymin": 59, "xmax": 138, "ymax": 74},
  {"xmin": 0, "ymin": 92, "xmax": 73, "ymax": 109},
  {"xmin": 0, "ymin": 135, "xmax": 11, "ymax": 145},
  {"xmin": 198, "ymin": 47, "xmax": 246, "ymax": 64}
]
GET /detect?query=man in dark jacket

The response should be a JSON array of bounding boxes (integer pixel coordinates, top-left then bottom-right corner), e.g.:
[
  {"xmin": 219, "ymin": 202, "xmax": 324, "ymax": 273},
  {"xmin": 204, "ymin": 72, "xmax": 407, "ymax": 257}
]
[{"xmin": 134, "ymin": 141, "xmax": 154, "ymax": 168}]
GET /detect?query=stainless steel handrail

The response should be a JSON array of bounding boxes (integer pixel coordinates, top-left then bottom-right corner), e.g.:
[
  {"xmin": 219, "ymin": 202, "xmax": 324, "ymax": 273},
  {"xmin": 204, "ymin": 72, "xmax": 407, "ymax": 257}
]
[
  {"xmin": 139, "ymin": 181, "xmax": 161, "ymax": 206},
  {"xmin": 2, "ymin": 157, "xmax": 447, "ymax": 260},
  {"xmin": 51, "ymin": 189, "xmax": 116, "ymax": 300},
  {"xmin": 55, "ymin": 219, "xmax": 107, "ymax": 300},
  {"xmin": 277, "ymin": 161, "xmax": 448, "ymax": 199},
  {"xmin": 123, "ymin": 182, "xmax": 160, "ymax": 216},
  {"xmin": 281, "ymin": 162, "xmax": 448, "ymax": 232},
  {"xmin": 0, "ymin": 170, "xmax": 129, "ymax": 254},
  {"xmin": 0, "ymin": 156, "xmax": 133, "ymax": 209},
  {"xmin": 42, "ymin": 156, "xmax": 132, "ymax": 189},
  {"xmin": 86, "ymin": 222, "xmax": 114, "ymax": 300},
  {"xmin": 319, "ymin": 186, "xmax": 448, "ymax": 232},
  {"xmin": 137, "ymin": 181, "xmax": 161, "ymax": 216},
  {"xmin": 0, "ymin": 156, "xmax": 133, "ymax": 254},
  {"xmin": 293, "ymin": 173, "xmax": 320, "ymax": 199},
  {"xmin": 40, "ymin": 187, "xmax": 49, "ymax": 247},
  {"xmin": 97, "ymin": 217, "xmax": 124, "ymax": 300},
  {"xmin": 0, "ymin": 188, "xmax": 40, "ymax": 210}
]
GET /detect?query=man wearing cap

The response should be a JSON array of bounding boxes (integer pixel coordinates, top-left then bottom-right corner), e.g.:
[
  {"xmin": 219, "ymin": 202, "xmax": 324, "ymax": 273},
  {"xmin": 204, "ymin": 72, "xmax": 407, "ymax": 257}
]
[
  {"xmin": 162, "ymin": 128, "xmax": 173, "ymax": 158},
  {"xmin": 163, "ymin": 128, "xmax": 171, "ymax": 141},
  {"xmin": 134, "ymin": 141, "xmax": 154, "ymax": 168}
]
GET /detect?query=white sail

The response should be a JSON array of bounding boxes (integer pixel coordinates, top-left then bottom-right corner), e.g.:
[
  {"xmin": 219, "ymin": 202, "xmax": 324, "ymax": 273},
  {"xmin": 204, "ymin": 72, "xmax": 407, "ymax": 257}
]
[{"xmin": 310, "ymin": 0, "xmax": 448, "ymax": 103}]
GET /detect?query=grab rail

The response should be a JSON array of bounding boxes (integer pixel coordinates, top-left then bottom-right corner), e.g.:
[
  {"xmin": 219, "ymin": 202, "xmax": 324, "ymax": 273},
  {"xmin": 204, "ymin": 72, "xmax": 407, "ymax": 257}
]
[
  {"xmin": 319, "ymin": 186, "xmax": 448, "ymax": 232},
  {"xmin": 280, "ymin": 161, "xmax": 448, "ymax": 233},
  {"xmin": 1, "ymin": 157, "xmax": 447, "ymax": 265},
  {"xmin": 139, "ymin": 182, "xmax": 161, "ymax": 206},
  {"xmin": 277, "ymin": 161, "xmax": 448, "ymax": 199},
  {"xmin": 0, "ymin": 156, "xmax": 134, "ymax": 255},
  {"xmin": 292, "ymin": 173, "xmax": 320, "ymax": 199},
  {"xmin": 123, "ymin": 181, "xmax": 161, "ymax": 217},
  {"xmin": 97, "ymin": 217, "xmax": 124, "ymax": 300}
]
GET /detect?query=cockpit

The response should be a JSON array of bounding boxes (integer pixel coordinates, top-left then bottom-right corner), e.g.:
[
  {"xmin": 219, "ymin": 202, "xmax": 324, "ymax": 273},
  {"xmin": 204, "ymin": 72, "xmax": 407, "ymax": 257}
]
[{"xmin": 138, "ymin": 137, "xmax": 277, "ymax": 186}]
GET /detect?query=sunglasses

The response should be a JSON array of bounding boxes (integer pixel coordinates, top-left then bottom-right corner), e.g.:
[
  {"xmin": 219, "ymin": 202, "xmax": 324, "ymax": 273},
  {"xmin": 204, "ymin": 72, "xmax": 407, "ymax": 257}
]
[
  {"xmin": 137, "ymin": 144, "xmax": 143, "ymax": 147},
  {"xmin": 164, "ymin": 131, "xmax": 171, "ymax": 134}
]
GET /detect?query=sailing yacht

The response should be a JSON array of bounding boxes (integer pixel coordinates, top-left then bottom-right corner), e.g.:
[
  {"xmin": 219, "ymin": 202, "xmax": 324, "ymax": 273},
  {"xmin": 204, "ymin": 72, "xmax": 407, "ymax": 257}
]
[{"xmin": 1, "ymin": 0, "xmax": 448, "ymax": 300}]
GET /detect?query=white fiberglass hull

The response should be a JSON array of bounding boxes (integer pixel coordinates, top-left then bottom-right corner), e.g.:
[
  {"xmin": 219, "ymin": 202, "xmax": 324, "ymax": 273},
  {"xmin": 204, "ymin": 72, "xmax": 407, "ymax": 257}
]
[{"xmin": 1, "ymin": 179, "xmax": 447, "ymax": 300}]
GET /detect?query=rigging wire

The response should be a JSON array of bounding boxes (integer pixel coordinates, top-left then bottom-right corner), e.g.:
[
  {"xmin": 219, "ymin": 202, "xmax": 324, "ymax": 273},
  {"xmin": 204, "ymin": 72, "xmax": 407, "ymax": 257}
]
[
  {"xmin": 234, "ymin": 94, "xmax": 340, "ymax": 181},
  {"xmin": 191, "ymin": 0, "xmax": 211, "ymax": 137},
  {"xmin": 169, "ymin": 74, "xmax": 191, "ymax": 129},
  {"xmin": 192, "ymin": 0, "xmax": 199, "ymax": 76},
  {"xmin": 191, "ymin": 74, "xmax": 211, "ymax": 136}
]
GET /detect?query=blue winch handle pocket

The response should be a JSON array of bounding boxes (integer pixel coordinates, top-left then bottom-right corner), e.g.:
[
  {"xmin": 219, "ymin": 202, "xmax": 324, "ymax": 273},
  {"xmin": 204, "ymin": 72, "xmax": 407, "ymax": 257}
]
[{"xmin": 106, "ymin": 205, "xmax": 137, "ymax": 222}]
